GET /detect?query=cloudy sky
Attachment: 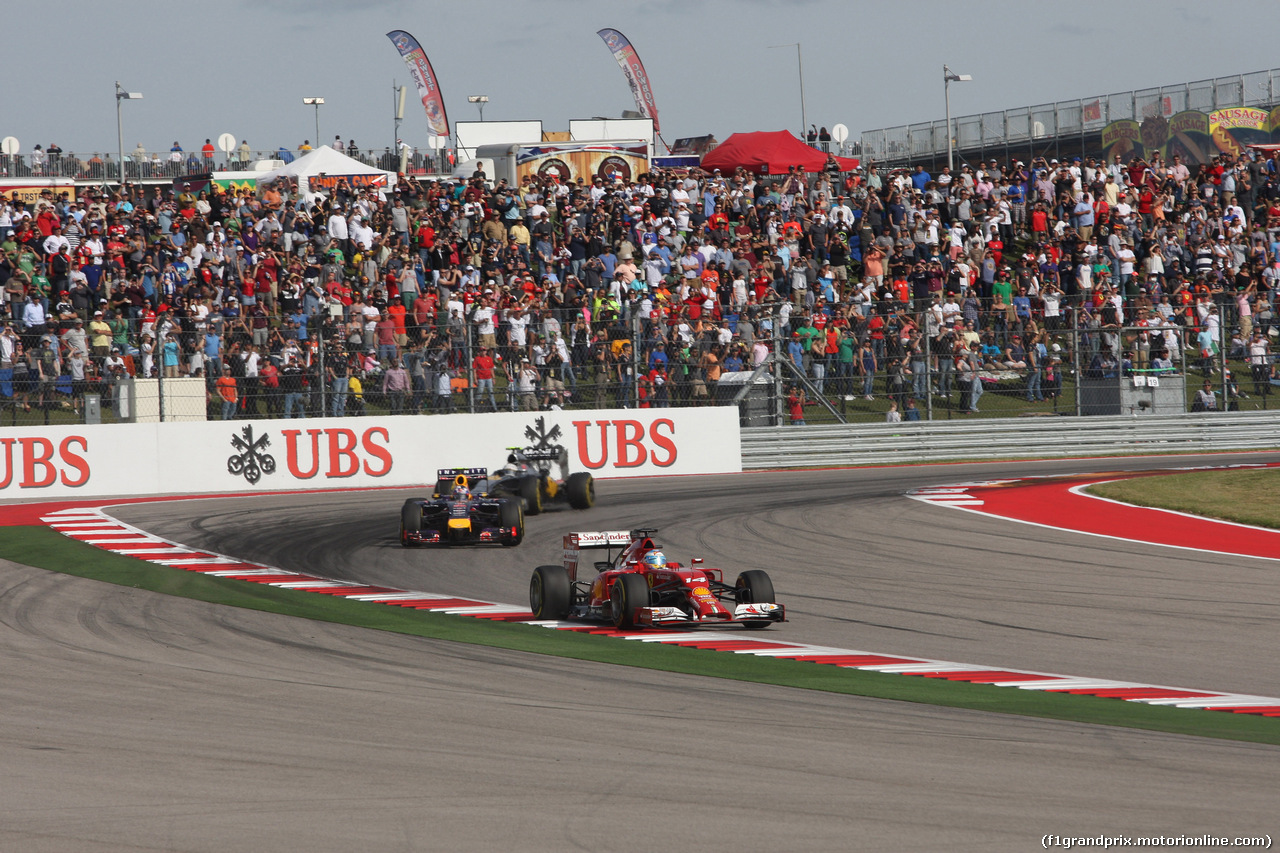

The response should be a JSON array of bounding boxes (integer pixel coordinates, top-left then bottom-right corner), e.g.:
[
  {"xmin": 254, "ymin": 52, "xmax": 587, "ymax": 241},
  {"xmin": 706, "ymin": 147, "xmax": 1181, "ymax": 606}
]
[{"xmin": 3, "ymin": 0, "xmax": 1270, "ymax": 159}]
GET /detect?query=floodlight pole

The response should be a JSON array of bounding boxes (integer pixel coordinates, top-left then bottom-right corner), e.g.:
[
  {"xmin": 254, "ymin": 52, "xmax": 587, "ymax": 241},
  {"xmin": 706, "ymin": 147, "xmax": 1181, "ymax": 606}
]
[
  {"xmin": 944, "ymin": 65, "xmax": 971, "ymax": 171},
  {"xmin": 115, "ymin": 82, "xmax": 142, "ymax": 188},
  {"xmin": 303, "ymin": 98, "xmax": 325, "ymax": 148}
]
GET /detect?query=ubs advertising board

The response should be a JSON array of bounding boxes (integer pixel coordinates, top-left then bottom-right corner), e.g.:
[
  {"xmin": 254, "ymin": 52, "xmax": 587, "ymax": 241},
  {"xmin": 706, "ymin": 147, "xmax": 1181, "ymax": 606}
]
[{"xmin": 0, "ymin": 408, "xmax": 741, "ymax": 500}]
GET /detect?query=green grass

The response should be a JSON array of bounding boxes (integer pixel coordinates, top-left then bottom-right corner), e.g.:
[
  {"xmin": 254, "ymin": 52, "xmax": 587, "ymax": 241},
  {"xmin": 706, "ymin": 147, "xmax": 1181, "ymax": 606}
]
[
  {"xmin": 1089, "ymin": 468, "xmax": 1280, "ymax": 530},
  {"xmin": 1, "ymin": 525, "xmax": 1277, "ymax": 744}
]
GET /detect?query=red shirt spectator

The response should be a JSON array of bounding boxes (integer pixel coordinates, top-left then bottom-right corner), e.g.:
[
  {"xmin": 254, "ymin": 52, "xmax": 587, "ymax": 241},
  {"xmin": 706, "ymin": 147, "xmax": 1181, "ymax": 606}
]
[{"xmin": 473, "ymin": 352, "xmax": 495, "ymax": 381}]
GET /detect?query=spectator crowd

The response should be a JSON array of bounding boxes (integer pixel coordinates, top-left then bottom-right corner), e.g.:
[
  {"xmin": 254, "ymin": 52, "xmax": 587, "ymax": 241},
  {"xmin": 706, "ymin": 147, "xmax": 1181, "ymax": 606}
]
[{"xmin": 1, "ymin": 140, "xmax": 1278, "ymax": 423}]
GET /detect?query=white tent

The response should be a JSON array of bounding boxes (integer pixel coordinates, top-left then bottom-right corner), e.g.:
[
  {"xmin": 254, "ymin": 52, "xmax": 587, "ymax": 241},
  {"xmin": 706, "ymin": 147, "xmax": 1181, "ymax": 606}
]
[{"xmin": 254, "ymin": 145, "xmax": 394, "ymax": 195}]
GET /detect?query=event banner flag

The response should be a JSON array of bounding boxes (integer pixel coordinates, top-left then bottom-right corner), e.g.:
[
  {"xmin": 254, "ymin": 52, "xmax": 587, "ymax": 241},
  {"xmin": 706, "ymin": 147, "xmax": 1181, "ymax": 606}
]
[
  {"xmin": 386, "ymin": 30, "xmax": 449, "ymax": 137},
  {"xmin": 596, "ymin": 28, "xmax": 660, "ymax": 134}
]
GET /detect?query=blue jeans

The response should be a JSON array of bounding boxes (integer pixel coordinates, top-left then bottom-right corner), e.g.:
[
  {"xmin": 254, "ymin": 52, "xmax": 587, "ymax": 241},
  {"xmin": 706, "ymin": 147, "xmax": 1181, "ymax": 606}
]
[
  {"xmin": 967, "ymin": 377, "xmax": 984, "ymax": 412},
  {"xmin": 221, "ymin": 399, "xmax": 237, "ymax": 420},
  {"xmin": 911, "ymin": 359, "xmax": 927, "ymax": 397},
  {"xmin": 811, "ymin": 361, "xmax": 825, "ymax": 394},
  {"xmin": 330, "ymin": 377, "xmax": 348, "ymax": 417},
  {"xmin": 476, "ymin": 377, "xmax": 496, "ymax": 410},
  {"xmin": 1025, "ymin": 368, "xmax": 1043, "ymax": 401},
  {"xmin": 283, "ymin": 391, "xmax": 306, "ymax": 417}
]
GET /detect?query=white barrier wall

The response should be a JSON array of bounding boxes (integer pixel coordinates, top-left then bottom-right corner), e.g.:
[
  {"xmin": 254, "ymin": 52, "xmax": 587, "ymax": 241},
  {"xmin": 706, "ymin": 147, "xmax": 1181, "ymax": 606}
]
[{"xmin": 0, "ymin": 408, "xmax": 742, "ymax": 500}]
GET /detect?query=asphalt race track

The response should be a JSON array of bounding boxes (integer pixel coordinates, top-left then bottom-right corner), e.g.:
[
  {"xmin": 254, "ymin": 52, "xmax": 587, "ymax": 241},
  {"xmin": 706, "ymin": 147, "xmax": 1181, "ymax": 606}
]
[{"xmin": 4, "ymin": 454, "xmax": 1278, "ymax": 851}]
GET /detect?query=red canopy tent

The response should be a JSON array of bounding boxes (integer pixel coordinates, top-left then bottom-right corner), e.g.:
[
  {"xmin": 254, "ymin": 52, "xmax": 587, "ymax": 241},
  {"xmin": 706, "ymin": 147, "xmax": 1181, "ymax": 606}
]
[{"xmin": 699, "ymin": 130, "xmax": 859, "ymax": 175}]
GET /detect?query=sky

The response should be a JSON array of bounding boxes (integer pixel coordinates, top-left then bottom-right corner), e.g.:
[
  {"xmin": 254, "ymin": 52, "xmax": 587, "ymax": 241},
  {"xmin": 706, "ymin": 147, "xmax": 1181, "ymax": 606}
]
[{"xmin": 3, "ymin": 0, "xmax": 1272, "ymax": 160}]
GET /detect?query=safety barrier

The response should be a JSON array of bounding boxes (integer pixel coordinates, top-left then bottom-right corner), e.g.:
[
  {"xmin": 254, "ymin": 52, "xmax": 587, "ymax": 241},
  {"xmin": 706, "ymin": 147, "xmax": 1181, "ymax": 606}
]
[
  {"xmin": 0, "ymin": 407, "xmax": 741, "ymax": 500},
  {"xmin": 740, "ymin": 411, "xmax": 1280, "ymax": 469}
]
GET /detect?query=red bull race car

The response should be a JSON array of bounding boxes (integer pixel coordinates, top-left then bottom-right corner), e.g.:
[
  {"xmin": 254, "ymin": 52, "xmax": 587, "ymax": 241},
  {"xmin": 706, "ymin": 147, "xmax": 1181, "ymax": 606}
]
[
  {"xmin": 528, "ymin": 529, "xmax": 785, "ymax": 629},
  {"xmin": 399, "ymin": 468, "xmax": 524, "ymax": 547}
]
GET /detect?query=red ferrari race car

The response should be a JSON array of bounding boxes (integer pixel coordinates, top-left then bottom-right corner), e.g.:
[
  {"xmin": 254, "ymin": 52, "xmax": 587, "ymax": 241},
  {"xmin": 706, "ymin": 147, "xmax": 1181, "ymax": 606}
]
[{"xmin": 528, "ymin": 529, "xmax": 785, "ymax": 629}]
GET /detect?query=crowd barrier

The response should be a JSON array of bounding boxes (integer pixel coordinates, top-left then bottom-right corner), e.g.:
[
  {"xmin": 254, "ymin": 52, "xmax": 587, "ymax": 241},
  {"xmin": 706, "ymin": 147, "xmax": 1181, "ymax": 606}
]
[{"xmin": 0, "ymin": 407, "xmax": 741, "ymax": 500}]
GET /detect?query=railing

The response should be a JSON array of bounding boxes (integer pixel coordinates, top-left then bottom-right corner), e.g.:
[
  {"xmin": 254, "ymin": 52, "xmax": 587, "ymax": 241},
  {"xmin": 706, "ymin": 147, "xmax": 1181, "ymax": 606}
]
[
  {"xmin": 740, "ymin": 411, "xmax": 1280, "ymax": 469},
  {"xmin": 860, "ymin": 67, "xmax": 1280, "ymax": 165},
  {"xmin": 0, "ymin": 147, "xmax": 447, "ymax": 183}
]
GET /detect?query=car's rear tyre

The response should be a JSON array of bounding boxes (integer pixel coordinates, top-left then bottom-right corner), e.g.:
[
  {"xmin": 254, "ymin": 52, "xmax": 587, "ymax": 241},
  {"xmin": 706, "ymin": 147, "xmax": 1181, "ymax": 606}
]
[
  {"xmin": 566, "ymin": 472, "xmax": 595, "ymax": 509},
  {"xmin": 400, "ymin": 500, "xmax": 423, "ymax": 548},
  {"xmin": 530, "ymin": 564, "xmax": 571, "ymax": 620},
  {"xmin": 500, "ymin": 500, "xmax": 524, "ymax": 546},
  {"xmin": 610, "ymin": 573, "xmax": 649, "ymax": 629},
  {"xmin": 520, "ymin": 476, "xmax": 542, "ymax": 515},
  {"xmin": 735, "ymin": 569, "xmax": 775, "ymax": 630}
]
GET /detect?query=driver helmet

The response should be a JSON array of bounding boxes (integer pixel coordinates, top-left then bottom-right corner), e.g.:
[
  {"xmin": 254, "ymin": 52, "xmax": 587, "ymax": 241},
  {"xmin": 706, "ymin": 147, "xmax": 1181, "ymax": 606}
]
[
  {"xmin": 641, "ymin": 550, "xmax": 668, "ymax": 569},
  {"xmin": 452, "ymin": 473, "xmax": 470, "ymax": 498}
]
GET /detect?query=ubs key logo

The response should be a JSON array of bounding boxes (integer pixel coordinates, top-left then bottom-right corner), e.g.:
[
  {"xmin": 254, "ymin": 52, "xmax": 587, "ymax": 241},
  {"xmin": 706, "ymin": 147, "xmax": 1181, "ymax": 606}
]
[
  {"xmin": 523, "ymin": 416, "xmax": 563, "ymax": 453},
  {"xmin": 227, "ymin": 425, "xmax": 277, "ymax": 484}
]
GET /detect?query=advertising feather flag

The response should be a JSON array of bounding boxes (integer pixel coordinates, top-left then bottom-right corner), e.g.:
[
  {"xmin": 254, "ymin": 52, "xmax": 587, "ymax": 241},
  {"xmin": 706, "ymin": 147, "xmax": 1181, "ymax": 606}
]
[
  {"xmin": 386, "ymin": 30, "xmax": 450, "ymax": 137},
  {"xmin": 596, "ymin": 28, "xmax": 660, "ymax": 135}
]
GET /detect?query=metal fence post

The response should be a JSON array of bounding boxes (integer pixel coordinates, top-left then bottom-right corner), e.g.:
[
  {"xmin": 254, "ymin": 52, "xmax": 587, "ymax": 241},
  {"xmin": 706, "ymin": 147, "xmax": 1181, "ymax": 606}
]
[
  {"xmin": 772, "ymin": 303, "xmax": 784, "ymax": 425},
  {"xmin": 318, "ymin": 331, "xmax": 327, "ymax": 417},
  {"xmin": 924, "ymin": 326, "xmax": 933, "ymax": 421},
  {"xmin": 465, "ymin": 328, "xmax": 474, "ymax": 413},
  {"xmin": 1072, "ymin": 307, "xmax": 1082, "ymax": 418},
  {"xmin": 630, "ymin": 311, "xmax": 641, "ymax": 410}
]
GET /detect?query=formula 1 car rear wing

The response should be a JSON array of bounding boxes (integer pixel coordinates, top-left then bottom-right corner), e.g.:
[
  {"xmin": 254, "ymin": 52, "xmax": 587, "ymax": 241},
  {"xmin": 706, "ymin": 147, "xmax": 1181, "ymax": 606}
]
[
  {"xmin": 562, "ymin": 530, "xmax": 633, "ymax": 581},
  {"xmin": 515, "ymin": 448, "xmax": 564, "ymax": 462},
  {"xmin": 507, "ymin": 446, "xmax": 570, "ymax": 479},
  {"xmin": 434, "ymin": 467, "xmax": 490, "ymax": 495}
]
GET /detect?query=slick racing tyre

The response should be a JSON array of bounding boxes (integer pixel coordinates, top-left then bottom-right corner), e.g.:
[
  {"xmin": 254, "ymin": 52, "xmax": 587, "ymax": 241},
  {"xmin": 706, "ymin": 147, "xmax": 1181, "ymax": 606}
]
[
  {"xmin": 735, "ymin": 570, "xmax": 775, "ymax": 630},
  {"xmin": 610, "ymin": 573, "xmax": 649, "ymax": 629},
  {"xmin": 400, "ymin": 500, "xmax": 423, "ymax": 547},
  {"xmin": 565, "ymin": 472, "xmax": 595, "ymax": 510},
  {"xmin": 530, "ymin": 564, "xmax": 571, "ymax": 620},
  {"xmin": 500, "ymin": 500, "xmax": 524, "ymax": 547},
  {"xmin": 520, "ymin": 476, "xmax": 543, "ymax": 515}
]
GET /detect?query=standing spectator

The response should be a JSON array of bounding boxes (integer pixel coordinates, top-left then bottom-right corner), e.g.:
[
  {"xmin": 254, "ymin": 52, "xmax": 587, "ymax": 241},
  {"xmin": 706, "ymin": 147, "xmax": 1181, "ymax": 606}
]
[
  {"xmin": 472, "ymin": 346, "xmax": 498, "ymax": 411},
  {"xmin": 280, "ymin": 356, "xmax": 306, "ymax": 418},
  {"xmin": 960, "ymin": 343, "xmax": 983, "ymax": 413},
  {"xmin": 327, "ymin": 347, "xmax": 349, "ymax": 416},
  {"xmin": 435, "ymin": 360, "xmax": 455, "ymax": 412},
  {"xmin": 259, "ymin": 354, "xmax": 280, "ymax": 417},
  {"xmin": 383, "ymin": 357, "xmax": 410, "ymax": 414},
  {"xmin": 786, "ymin": 385, "xmax": 806, "ymax": 425},
  {"xmin": 88, "ymin": 310, "xmax": 112, "ymax": 361},
  {"xmin": 516, "ymin": 356, "xmax": 539, "ymax": 410},
  {"xmin": 162, "ymin": 333, "xmax": 180, "ymax": 378},
  {"xmin": 216, "ymin": 365, "xmax": 238, "ymax": 420},
  {"xmin": 1248, "ymin": 330, "xmax": 1270, "ymax": 397}
]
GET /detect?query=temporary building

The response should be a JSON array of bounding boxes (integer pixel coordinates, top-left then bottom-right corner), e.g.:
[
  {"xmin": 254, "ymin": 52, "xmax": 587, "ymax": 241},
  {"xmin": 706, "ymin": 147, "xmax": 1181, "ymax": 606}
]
[{"xmin": 699, "ymin": 130, "xmax": 859, "ymax": 175}]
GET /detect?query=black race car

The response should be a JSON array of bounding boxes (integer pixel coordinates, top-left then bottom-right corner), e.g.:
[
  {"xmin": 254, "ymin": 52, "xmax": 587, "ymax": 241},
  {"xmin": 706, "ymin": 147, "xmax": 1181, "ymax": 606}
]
[
  {"xmin": 399, "ymin": 468, "xmax": 524, "ymax": 547},
  {"xmin": 487, "ymin": 448, "xmax": 594, "ymax": 515}
]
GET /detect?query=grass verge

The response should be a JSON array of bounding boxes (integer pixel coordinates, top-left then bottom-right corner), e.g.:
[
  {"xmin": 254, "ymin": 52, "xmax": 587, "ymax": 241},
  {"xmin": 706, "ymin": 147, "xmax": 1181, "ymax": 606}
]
[
  {"xmin": 1088, "ymin": 468, "xmax": 1280, "ymax": 530},
  {"xmin": 2, "ymin": 525, "xmax": 1276, "ymax": 745}
]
